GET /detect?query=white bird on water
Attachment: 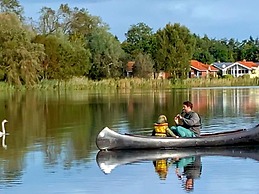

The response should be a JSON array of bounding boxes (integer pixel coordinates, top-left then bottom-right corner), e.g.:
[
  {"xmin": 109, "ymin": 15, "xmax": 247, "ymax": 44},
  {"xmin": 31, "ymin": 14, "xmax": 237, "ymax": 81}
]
[{"xmin": 0, "ymin": 119, "xmax": 8, "ymax": 137}]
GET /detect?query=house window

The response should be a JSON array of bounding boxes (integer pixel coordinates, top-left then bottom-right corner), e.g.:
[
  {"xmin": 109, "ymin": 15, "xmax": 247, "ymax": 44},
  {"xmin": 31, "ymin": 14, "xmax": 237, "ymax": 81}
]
[{"xmin": 198, "ymin": 72, "xmax": 202, "ymax": 77}]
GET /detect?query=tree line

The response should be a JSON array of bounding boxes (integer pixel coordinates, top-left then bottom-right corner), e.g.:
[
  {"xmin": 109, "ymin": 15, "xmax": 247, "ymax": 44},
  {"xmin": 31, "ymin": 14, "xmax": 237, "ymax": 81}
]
[{"xmin": 1, "ymin": 0, "xmax": 259, "ymax": 86}]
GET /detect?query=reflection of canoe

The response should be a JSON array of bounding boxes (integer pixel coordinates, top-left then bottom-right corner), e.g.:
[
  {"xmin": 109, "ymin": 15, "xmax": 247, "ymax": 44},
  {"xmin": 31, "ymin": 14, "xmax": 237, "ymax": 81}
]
[
  {"xmin": 96, "ymin": 146, "xmax": 259, "ymax": 174},
  {"xmin": 96, "ymin": 124, "xmax": 259, "ymax": 150}
]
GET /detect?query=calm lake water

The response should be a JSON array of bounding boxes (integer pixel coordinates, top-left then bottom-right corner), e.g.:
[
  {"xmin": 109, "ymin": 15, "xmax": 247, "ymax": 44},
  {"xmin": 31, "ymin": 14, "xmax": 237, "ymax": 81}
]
[{"xmin": 0, "ymin": 86, "xmax": 259, "ymax": 194}]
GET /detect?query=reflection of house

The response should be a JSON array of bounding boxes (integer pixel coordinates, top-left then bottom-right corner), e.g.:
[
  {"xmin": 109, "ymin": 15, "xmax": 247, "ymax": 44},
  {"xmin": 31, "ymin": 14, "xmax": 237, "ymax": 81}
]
[
  {"xmin": 213, "ymin": 61, "xmax": 259, "ymax": 77},
  {"xmin": 190, "ymin": 60, "xmax": 218, "ymax": 78}
]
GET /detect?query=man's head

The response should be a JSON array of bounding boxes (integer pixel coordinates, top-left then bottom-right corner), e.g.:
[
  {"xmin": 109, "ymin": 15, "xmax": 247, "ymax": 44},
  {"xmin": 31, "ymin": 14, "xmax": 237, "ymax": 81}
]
[
  {"xmin": 182, "ymin": 101, "xmax": 193, "ymax": 113},
  {"xmin": 185, "ymin": 178, "xmax": 194, "ymax": 191}
]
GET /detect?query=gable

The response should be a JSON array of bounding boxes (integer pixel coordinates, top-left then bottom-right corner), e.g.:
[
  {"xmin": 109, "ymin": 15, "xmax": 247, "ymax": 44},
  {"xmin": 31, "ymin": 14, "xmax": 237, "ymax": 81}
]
[{"xmin": 227, "ymin": 62, "xmax": 252, "ymax": 70}]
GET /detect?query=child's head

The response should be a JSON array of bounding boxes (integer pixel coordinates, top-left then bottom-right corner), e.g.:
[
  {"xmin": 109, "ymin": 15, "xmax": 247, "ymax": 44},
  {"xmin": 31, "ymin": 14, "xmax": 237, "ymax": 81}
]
[{"xmin": 157, "ymin": 115, "xmax": 167, "ymax": 124}]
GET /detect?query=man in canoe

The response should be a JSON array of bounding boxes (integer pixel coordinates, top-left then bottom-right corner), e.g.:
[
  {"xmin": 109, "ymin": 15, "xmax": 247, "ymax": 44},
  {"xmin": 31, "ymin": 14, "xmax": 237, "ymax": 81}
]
[
  {"xmin": 171, "ymin": 101, "xmax": 201, "ymax": 137},
  {"xmin": 152, "ymin": 115, "xmax": 178, "ymax": 137}
]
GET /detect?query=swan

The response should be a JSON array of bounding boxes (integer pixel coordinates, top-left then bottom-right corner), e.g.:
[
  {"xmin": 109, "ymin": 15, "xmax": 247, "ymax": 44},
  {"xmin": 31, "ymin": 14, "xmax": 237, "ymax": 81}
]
[{"xmin": 0, "ymin": 119, "xmax": 8, "ymax": 136}]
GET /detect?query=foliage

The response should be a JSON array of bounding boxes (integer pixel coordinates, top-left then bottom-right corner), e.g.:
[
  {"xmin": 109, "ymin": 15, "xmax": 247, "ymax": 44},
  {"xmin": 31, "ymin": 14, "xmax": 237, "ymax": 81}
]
[
  {"xmin": 133, "ymin": 53, "xmax": 154, "ymax": 78},
  {"xmin": 87, "ymin": 28, "xmax": 124, "ymax": 80},
  {"xmin": 38, "ymin": 4, "xmax": 105, "ymax": 37},
  {"xmin": 154, "ymin": 23, "xmax": 196, "ymax": 79},
  {"xmin": 1, "ymin": 2, "xmax": 259, "ymax": 88},
  {"xmin": 33, "ymin": 33, "xmax": 91, "ymax": 80},
  {"xmin": 0, "ymin": 13, "xmax": 45, "ymax": 87},
  {"xmin": 222, "ymin": 74, "xmax": 234, "ymax": 79},
  {"xmin": 122, "ymin": 22, "xmax": 156, "ymax": 57},
  {"xmin": 0, "ymin": 0, "xmax": 24, "ymax": 19}
]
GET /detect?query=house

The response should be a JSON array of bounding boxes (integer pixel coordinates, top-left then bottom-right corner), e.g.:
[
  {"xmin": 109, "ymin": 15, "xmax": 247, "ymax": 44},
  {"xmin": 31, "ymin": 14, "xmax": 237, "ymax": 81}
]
[
  {"xmin": 213, "ymin": 61, "xmax": 259, "ymax": 78},
  {"xmin": 190, "ymin": 60, "xmax": 218, "ymax": 78},
  {"xmin": 238, "ymin": 60, "xmax": 259, "ymax": 78},
  {"xmin": 126, "ymin": 61, "xmax": 135, "ymax": 77},
  {"xmin": 155, "ymin": 71, "xmax": 171, "ymax": 79}
]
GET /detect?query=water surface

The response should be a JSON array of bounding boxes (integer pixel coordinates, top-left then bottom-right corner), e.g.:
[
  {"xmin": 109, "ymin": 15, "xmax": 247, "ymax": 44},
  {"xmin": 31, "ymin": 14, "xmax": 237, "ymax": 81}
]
[{"xmin": 0, "ymin": 87, "xmax": 258, "ymax": 194}]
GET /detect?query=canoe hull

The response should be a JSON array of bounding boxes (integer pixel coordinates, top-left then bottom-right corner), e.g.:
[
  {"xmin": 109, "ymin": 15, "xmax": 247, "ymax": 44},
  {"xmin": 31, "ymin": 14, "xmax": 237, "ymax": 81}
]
[{"xmin": 96, "ymin": 124, "xmax": 259, "ymax": 150}]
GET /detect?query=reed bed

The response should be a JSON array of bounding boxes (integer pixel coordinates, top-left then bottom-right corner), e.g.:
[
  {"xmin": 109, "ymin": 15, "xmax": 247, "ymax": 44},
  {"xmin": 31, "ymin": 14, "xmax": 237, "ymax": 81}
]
[{"xmin": 0, "ymin": 77, "xmax": 258, "ymax": 91}]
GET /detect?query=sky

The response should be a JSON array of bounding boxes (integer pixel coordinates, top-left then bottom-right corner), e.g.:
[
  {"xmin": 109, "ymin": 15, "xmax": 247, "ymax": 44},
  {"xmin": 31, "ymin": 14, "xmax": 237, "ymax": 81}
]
[{"xmin": 19, "ymin": 0, "xmax": 259, "ymax": 42}]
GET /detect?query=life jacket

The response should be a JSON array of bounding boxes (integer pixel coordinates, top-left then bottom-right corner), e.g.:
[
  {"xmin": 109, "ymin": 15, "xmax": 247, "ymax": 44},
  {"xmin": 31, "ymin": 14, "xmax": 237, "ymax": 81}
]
[
  {"xmin": 154, "ymin": 123, "xmax": 168, "ymax": 137},
  {"xmin": 154, "ymin": 159, "xmax": 168, "ymax": 180}
]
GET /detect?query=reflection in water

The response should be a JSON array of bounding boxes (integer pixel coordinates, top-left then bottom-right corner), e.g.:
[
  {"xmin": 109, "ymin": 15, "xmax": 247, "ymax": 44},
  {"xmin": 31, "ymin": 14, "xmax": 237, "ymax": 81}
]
[
  {"xmin": 174, "ymin": 156, "xmax": 201, "ymax": 191},
  {"xmin": 0, "ymin": 87, "xmax": 257, "ymax": 191},
  {"xmin": 153, "ymin": 156, "xmax": 202, "ymax": 191},
  {"xmin": 96, "ymin": 146, "xmax": 259, "ymax": 191},
  {"xmin": 1, "ymin": 135, "xmax": 7, "ymax": 149}
]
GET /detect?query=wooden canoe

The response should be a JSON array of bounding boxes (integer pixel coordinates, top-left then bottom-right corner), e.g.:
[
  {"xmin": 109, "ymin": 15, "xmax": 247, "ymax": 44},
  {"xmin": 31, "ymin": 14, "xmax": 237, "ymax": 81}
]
[
  {"xmin": 96, "ymin": 124, "xmax": 259, "ymax": 150},
  {"xmin": 96, "ymin": 146, "xmax": 259, "ymax": 174}
]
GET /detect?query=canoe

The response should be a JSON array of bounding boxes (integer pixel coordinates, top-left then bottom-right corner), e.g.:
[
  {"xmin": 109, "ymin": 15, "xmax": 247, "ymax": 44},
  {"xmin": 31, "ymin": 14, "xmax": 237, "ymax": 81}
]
[
  {"xmin": 96, "ymin": 124, "xmax": 259, "ymax": 150},
  {"xmin": 96, "ymin": 146, "xmax": 259, "ymax": 174}
]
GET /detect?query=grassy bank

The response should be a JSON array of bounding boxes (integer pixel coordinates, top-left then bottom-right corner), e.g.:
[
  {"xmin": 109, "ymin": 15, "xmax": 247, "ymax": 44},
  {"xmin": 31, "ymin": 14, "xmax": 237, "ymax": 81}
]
[{"xmin": 0, "ymin": 76, "xmax": 259, "ymax": 91}]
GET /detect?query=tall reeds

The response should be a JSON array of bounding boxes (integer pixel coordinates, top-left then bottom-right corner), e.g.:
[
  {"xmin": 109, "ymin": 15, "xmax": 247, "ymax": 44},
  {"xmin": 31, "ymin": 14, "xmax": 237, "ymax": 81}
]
[{"xmin": 0, "ymin": 77, "xmax": 258, "ymax": 91}]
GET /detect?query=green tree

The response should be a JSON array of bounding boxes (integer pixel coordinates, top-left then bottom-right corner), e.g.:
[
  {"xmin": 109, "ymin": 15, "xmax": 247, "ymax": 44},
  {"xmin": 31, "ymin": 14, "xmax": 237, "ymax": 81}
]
[
  {"xmin": 0, "ymin": 0, "xmax": 24, "ymax": 19},
  {"xmin": 0, "ymin": 13, "xmax": 45, "ymax": 86},
  {"xmin": 193, "ymin": 34, "xmax": 214, "ymax": 64},
  {"xmin": 122, "ymin": 22, "xmax": 155, "ymax": 57},
  {"xmin": 38, "ymin": 4, "xmax": 105, "ymax": 37},
  {"xmin": 133, "ymin": 53, "xmax": 154, "ymax": 78},
  {"xmin": 154, "ymin": 23, "xmax": 195, "ymax": 79},
  {"xmin": 238, "ymin": 37, "xmax": 259, "ymax": 61},
  {"xmin": 34, "ymin": 33, "xmax": 91, "ymax": 80},
  {"xmin": 88, "ymin": 28, "xmax": 124, "ymax": 79}
]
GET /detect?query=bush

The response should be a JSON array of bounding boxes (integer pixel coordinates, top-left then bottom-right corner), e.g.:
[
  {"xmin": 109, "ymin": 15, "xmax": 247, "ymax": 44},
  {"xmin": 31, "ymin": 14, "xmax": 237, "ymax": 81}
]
[{"xmin": 222, "ymin": 74, "xmax": 234, "ymax": 79}]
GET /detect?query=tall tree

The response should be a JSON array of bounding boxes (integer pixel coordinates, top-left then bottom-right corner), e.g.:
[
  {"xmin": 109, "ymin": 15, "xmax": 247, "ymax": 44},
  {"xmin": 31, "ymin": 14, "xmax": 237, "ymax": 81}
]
[
  {"xmin": 88, "ymin": 28, "xmax": 124, "ymax": 80},
  {"xmin": 122, "ymin": 22, "xmax": 155, "ymax": 57},
  {"xmin": 0, "ymin": 13, "xmax": 45, "ymax": 86},
  {"xmin": 193, "ymin": 34, "xmax": 214, "ymax": 64},
  {"xmin": 0, "ymin": 0, "xmax": 24, "ymax": 19},
  {"xmin": 38, "ymin": 4, "xmax": 105, "ymax": 37},
  {"xmin": 33, "ymin": 33, "xmax": 91, "ymax": 80},
  {"xmin": 154, "ymin": 23, "xmax": 196, "ymax": 79},
  {"xmin": 133, "ymin": 53, "xmax": 154, "ymax": 78}
]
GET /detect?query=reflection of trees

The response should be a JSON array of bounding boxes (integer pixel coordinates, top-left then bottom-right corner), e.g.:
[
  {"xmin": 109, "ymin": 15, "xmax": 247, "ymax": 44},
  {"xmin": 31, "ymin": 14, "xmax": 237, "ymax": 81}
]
[
  {"xmin": 0, "ymin": 91, "xmax": 97, "ymax": 185},
  {"xmin": 0, "ymin": 88, "xmax": 258, "ymax": 186}
]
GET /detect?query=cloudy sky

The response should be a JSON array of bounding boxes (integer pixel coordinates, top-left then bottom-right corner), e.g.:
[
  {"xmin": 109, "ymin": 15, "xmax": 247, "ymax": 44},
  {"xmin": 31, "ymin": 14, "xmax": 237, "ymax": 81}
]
[{"xmin": 19, "ymin": 0, "xmax": 259, "ymax": 41}]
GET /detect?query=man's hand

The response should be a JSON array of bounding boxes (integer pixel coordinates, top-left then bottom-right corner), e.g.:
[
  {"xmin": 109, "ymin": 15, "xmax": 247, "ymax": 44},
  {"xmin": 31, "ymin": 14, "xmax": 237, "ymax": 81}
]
[{"xmin": 176, "ymin": 114, "xmax": 183, "ymax": 120}]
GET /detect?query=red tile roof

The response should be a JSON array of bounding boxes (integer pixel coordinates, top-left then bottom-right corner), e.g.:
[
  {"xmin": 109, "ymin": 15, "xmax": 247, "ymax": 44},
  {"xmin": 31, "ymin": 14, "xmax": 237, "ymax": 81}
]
[
  {"xmin": 191, "ymin": 60, "xmax": 218, "ymax": 71},
  {"xmin": 238, "ymin": 61, "xmax": 259, "ymax": 69}
]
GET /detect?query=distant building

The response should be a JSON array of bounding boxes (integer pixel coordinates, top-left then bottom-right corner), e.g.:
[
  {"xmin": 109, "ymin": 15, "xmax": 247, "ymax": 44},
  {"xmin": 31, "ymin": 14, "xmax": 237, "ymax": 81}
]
[
  {"xmin": 190, "ymin": 60, "xmax": 218, "ymax": 78},
  {"xmin": 213, "ymin": 60, "xmax": 259, "ymax": 78},
  {"xmin": 125, "ymin": 61, "xmax": 135, "ymax": 77}
]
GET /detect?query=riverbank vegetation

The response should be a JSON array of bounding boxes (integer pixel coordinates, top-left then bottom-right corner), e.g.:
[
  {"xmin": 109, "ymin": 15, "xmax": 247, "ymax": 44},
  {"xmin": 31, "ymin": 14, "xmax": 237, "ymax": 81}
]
[
  {"xmin": 0, "ymin": 1, "xmax": 259, "ymax": 89},
  {"xmin": 1, "ymin": 76, "xmax": 258, "ymax": 91}
]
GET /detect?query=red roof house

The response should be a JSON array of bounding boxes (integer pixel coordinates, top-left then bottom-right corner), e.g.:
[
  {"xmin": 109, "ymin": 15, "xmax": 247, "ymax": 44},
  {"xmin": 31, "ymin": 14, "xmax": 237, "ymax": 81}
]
[{"xmin": 190, "ymin": 60, "xmax": 218, "ymax": 78}]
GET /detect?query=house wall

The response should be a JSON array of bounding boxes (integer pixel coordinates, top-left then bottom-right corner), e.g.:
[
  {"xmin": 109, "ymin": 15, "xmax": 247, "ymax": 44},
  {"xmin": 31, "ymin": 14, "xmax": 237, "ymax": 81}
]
[
  {"xmin": 250, "ymin": 68, "xmax": 259, "ymax": 78},
  {"xmin": 223, "ymin": 63, "xmax": 251, "ymax": 77},
  {"xmin": 190, "ymin": 69, "xmax": 217, "ymax": 78}
]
